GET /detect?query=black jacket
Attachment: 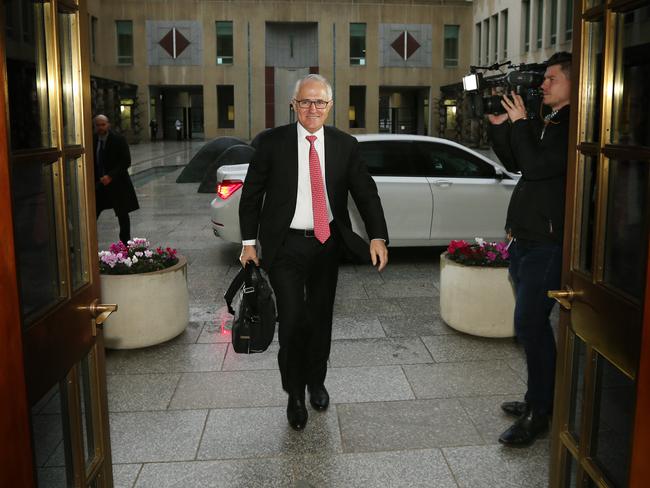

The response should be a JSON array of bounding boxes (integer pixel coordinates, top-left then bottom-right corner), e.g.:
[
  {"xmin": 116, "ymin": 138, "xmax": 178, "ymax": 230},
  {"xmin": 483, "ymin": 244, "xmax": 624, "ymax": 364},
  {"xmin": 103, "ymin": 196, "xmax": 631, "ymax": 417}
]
[
  {"xmin": 488, "ymin": 105, "xmax": 570, "ymax": 244},
  {"xmin": 239, "ymin": 123, "xmax": 389, "ymax": 268},
  {"xmin": 93, "ymin": 131, "xmax": 140, "ymax": 215}
]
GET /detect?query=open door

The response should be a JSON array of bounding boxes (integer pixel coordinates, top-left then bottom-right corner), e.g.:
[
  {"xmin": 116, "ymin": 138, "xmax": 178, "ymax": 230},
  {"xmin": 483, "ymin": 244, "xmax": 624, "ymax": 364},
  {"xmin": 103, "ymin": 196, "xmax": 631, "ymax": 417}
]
[
  {"xmin": 549, "ymin": 1, "xmax": 650, "ymax": 486},
  {"xmin": 2, "ymin": 0, "xmax": 115, "ymax": 486}
]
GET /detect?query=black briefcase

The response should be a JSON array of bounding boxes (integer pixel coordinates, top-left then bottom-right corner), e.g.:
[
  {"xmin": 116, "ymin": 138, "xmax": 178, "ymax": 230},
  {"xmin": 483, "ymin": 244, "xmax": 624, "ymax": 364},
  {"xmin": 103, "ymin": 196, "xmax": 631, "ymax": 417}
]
[{"xmin": 224, "ymin": 262, "xmax": 276, "ymax": 353}]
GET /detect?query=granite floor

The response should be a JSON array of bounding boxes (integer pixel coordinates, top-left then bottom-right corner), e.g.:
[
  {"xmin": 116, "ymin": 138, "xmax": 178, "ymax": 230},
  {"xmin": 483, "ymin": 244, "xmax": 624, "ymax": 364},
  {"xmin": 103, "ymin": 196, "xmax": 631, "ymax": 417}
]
[{"xmin": 95, "ymin": 142, "xmax": 550, "ymax": 488}]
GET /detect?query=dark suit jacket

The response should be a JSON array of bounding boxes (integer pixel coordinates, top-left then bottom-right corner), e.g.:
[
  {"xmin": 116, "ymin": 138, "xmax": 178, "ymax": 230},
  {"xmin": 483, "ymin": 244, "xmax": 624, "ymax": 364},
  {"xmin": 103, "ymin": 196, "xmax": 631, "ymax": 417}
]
[
  {"xmin": 239, "ymin": 123, "xmax": 388, "ymax": 268},
  {"xmin": 93, "ymin": 131, "xmax": 139, "ymax": 215}
]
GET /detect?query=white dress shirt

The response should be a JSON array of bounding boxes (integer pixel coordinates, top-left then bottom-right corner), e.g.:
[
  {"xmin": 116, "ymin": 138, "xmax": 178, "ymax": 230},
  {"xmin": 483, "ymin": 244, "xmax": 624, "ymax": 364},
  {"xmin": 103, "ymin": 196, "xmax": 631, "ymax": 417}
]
[{"xmin": 242, "ymin": 123, "xmax": 333, "ymax": 245}]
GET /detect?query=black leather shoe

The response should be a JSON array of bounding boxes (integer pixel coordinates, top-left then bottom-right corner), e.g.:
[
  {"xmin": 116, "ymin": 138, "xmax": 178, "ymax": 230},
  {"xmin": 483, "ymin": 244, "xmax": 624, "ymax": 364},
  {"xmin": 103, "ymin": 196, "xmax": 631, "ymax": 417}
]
[
  {"xmin": 498, "ymin": 409, "xmax": 549, "ymax": 447},
  {"xmin": 308, "ymin": 384, "xmax": 329, "ymax": 411},
  {"xmin": 286, "ymin": 394, "xmax": 308, "ymax": 431},
  {"xmin": 501, "ymin": 401, "xmax": 528, "ymax": 418}
]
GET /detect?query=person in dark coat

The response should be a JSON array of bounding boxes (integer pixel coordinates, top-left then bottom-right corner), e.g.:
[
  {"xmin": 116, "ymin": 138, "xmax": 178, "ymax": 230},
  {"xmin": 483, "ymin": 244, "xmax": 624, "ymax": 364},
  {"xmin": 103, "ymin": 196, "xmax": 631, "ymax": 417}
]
[
  {"xmin": 487, "ymin": 52, "xmax": 572, "ymax": 447},
  {"xmin": 93, "ymin": 114, "xmax": 140, "ymax": 244},
  {"xmin": 239, "ymin": 74, "xmax": 389, "ymax": 431}
]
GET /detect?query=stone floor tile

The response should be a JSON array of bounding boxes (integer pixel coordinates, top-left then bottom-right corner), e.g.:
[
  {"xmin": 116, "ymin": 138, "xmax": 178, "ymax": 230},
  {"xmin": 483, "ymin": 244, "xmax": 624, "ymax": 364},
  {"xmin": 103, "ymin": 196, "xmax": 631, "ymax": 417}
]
[
  {"xmin": 333, "ymin": 298, "xmax": 404, "ymax": 317},
  {"xmin": 421, "ymin": 334, "xmax": 524, "ymax": 363},
  {"xmin": 221, "ymin": 343, "xmax": 279, "ymax": 371},
  {"xmin": 135, "ymin": 459, "xmax": 293, "ymax": 488},
  {"xmin": 458, "ymin": 395, "xmax": 530, "ymax": 444},
  {"xmin": 443, "ymin": 441, "xmax": 550, "ymax": 488},
  {"xmin": 328, "ymin": 337, "xmax": 433, "ymax": 367},
  {"xmin": 507, "ymin": 355, "xmax": 529, "ymax": 382},
  {"xmin": 109, "ymin": 410, "xmax": 208, "ymax": 463},
  {"xmin": 169, "ymin": 370, "xmax": 285, "ymax": 409},
  {"xmin": 106, "ymin": 343, "xmax": 227, "ymax": 374},
  {"xmin": 338, "ymin": 399, "xmax": 482, "ymax": 452},
  {"xmin": 379, "ymin": 315, "xmax": 456, "ymax": 337},
  {"xmin": 166, "ymin": 321, "xmax": 203, "ymax": 345},
  {"xmin": 403, "ymin": 361, "xmax": 527, "ymax": 398},
  {"xmin": 197, "ymin": 407, "xmax": 342, "ymax": 460},
  {"xmin": 335, "ymin": 280, "xmax": 369, "ymax": 299},
  {"xmin": 397, "ymin": 295, "xmax": 441, "ymax": 315},
  {"xmin": 325, "ymin": 366, "xmax": 414, "ymax": 403},
  {"xmin": 331, "ymin": 316, "xmax": 386, "ymax": 340},
  {"xmin": 106, "ymin": 374, "xmax": 181, "ymax": 412},
  {"xmin": 364, "ymin": 280, "xmax": 438, "ymax": 298},
  {"xmin": 36, "ymin": 467, "xmax": 66, "ymax": 488},
  {"xmin": 292, "ymin": 449, "xmax": 458, "ymax": 488},
  {"xmin": 112, "ymin": 464, "xmax": 142, "ymax": 488}
]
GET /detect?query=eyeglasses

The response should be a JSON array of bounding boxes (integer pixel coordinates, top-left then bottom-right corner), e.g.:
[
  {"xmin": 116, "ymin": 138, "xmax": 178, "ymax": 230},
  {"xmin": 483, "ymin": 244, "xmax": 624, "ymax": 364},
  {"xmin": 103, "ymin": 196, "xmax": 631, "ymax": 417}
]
[{"xmin": 294, "ymin": 99, "xmax": 331, "ymax": 110}]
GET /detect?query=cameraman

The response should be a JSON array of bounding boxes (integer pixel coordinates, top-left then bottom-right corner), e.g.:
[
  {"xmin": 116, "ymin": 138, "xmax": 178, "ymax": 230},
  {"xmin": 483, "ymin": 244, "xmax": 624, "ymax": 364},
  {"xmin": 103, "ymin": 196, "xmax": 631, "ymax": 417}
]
[{"xmin": 487, "ymin": 51, "xmax": 571, "ymax": 447}]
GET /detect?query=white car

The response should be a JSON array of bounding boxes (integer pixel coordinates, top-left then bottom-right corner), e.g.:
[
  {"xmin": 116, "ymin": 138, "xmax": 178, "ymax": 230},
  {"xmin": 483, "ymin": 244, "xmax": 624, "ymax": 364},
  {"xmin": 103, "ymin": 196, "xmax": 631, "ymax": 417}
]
[{"xmin": 210, "ymin": 134, "xmax": 518, "ymax": 246}]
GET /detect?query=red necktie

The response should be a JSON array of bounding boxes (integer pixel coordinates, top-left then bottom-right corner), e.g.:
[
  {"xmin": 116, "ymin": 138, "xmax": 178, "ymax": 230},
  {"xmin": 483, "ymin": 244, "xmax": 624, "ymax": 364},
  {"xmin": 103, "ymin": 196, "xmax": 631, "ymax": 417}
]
[{"xmin": 306, "ymin": 135, "xmax": 330, "ymax": 243}]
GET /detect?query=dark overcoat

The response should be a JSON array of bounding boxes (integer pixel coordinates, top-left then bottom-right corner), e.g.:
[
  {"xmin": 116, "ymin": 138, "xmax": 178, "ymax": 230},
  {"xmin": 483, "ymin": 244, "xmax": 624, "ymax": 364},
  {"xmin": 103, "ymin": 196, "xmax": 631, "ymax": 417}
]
[{"xmin": 94, "ymin": 131, "xmax": 140, "ymax": 215}]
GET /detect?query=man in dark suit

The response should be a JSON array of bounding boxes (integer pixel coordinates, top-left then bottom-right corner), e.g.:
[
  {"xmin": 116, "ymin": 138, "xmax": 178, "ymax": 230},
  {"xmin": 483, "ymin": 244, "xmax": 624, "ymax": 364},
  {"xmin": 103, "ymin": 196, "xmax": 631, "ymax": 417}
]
[
  {"xmin": 239, "ymin": 74, "xmax": 389, "ymax": 431},
  {"xmin": 93, "ymin": 115, "xmax": 140, "ymax": 244}
]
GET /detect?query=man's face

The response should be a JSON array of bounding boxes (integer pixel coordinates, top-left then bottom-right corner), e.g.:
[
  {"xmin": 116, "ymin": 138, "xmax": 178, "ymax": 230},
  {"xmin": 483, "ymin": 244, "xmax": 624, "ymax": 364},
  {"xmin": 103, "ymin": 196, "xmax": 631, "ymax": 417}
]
[
  {"xmin": 541, "ymin": 64, "xmax": 571, "ymax": 111},
  {"xmin": 292, "ymin": 80, "xmax": 332, "ymax": 133},
  {"xmin": 94, "ymin": 118, "xmax": 110, "ymax": 136}
]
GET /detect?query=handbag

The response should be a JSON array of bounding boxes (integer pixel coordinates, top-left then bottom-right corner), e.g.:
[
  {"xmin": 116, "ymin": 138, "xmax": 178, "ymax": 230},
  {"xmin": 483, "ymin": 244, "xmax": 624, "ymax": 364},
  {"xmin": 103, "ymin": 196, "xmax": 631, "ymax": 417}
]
[{"xmin": 224, "ymin": 262, "xmax": 276, "ymax": 353}]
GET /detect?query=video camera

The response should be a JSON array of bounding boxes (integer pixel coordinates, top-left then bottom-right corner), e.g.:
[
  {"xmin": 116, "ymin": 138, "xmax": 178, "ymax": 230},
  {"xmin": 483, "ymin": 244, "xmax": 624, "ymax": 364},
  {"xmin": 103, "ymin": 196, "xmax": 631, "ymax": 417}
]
[{"xmin": 462, "ymin": 61, "xmax": 547, "ymax": 119}]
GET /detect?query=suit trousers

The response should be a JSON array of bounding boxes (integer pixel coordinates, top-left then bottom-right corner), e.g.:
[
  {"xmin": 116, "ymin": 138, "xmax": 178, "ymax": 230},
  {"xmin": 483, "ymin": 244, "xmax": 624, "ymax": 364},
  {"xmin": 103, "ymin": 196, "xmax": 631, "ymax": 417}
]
[
  {"xmin": 268, "ymin": 230, "xmax": 341, "ymax": 395},
  {"xmin": 509, "ymin": 239, "xmax": 562, "ymax": 416}
]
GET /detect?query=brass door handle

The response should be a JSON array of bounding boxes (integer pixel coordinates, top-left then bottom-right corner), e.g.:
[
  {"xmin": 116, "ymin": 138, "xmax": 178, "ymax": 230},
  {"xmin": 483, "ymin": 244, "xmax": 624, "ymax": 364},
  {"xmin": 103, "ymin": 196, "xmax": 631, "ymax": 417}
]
[
  {"xmin": 547, "ymin": 287, "xmax": 581, "ymax": 310},
  {"xmin": 79, "ymin": 299, "xmax": 118, "ymax": 325}
]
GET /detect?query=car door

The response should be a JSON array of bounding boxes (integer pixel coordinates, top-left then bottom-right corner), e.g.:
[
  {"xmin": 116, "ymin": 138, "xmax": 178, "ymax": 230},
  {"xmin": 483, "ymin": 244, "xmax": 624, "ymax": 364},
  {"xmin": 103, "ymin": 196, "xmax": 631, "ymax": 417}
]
[
  {"xmin": 417, "ymin": 141, "xmax": 514, "ymax": 243},
  {"xmin": 349, "ymin": 140, "xmax": 433, "ymax": 244}
]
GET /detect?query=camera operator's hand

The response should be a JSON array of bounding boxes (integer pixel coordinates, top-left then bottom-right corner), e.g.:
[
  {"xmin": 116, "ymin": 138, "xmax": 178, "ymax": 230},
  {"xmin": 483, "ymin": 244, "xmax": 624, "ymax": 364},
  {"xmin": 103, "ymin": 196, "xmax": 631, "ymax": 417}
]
[
  {"xmin": 487, "ymin": 113, "xmax": 509, "ymax": 125},
  {"xmin": 501, "ymin": 92, "xmax": 527, "ymax": 123}
]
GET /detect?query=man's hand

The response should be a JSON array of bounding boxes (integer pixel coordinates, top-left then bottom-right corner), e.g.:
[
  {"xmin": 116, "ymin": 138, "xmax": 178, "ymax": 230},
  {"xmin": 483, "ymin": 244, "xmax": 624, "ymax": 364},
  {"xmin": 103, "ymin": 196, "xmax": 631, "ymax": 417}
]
[
  {"xmin": 240, "ymin": 245, "xmax": 259, "ymax": 267},
  {"xmin": 100, "ymin": 175, "xmax": 112, "ymax": 186},
  {"xmin": 369, "ymin": 239, "xmax": 388, "ymax": 272},
  {"xmin": 487, "ymin": 113, "xmax": 509, "ymax": 125},
  {"xmin": 500, "ymin": 92, "xmax": 527, "ymax": 123}
]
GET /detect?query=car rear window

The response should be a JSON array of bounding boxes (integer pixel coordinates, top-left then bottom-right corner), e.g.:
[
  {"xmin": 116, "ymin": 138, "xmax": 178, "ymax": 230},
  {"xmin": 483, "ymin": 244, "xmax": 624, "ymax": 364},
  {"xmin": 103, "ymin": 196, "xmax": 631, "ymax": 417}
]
[
  {"xmin": 358, "ymin": 141, "xmax": 415, "ymax": 176},
  {"xmin": 415, "ymin": 142, "xmax": 497, "ymax": 178}
]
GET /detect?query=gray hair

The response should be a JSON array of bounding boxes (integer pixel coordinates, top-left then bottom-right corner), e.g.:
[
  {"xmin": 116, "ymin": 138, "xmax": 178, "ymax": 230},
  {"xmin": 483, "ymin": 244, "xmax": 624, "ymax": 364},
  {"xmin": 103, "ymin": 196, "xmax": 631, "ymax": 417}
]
[
  {"xmin": 292, "ymin": 74, "xmax": 333, "ymax": 101},
  {"xmin": 93, "ymin": 114, "xmax": 109, "ymax": 123}
]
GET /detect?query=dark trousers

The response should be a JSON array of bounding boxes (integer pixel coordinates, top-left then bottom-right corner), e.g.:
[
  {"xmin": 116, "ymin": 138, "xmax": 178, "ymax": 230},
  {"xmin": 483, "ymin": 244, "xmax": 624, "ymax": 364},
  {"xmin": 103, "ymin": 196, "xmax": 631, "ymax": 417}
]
[
  {"xmin": 96, "ymin": 206, "xmax": 131, "ymax": 244},
  {"xmin": 509, "ymin": 239, "xmax": 562, "ymax": 415},
  {"xmin": 268, "ymin": 231, "xmax": 340, "ymax": 395}
]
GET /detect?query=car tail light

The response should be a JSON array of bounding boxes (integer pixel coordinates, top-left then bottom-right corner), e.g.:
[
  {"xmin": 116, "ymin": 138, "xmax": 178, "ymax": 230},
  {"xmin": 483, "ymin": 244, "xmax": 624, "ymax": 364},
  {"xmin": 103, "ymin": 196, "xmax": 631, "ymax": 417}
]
[{"xmin": 216, "ymin": 180, "xmax": 243, "ymax": 200}]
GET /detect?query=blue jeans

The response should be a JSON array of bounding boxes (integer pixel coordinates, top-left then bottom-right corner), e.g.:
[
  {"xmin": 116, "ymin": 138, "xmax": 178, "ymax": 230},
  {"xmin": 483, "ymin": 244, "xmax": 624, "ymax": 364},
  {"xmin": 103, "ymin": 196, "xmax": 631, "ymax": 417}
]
[{"xmin": 509, "ymin": 239, "xmax": 562, "ymax": 415}]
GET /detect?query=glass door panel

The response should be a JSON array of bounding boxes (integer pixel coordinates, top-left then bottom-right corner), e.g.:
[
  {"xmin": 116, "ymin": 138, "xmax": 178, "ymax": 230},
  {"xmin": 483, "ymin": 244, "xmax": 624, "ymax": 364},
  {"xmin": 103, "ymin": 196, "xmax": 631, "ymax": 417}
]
[
  {"xmin": 610, "ymin": 7, "xmax": 650, "ymax": 148},
  {"xmin": 603, "ymin": 159, "xmax": 648, "ymax": 300},
  {"xmin": 582, "ymin": 21, "xmax": 603, "ymax": 144},
  {"xmin": 5, "ymin": 0, "xmax": 53, "ymax": 150},
  {"xmin": 11, "ymin": 159, "xmax": 64, "ymax": 322},
  {"xmin": 58, "ymin": 9, "xmax": 81, "ymax": 146},
  {"xmin": 65, "ymin": 157, "xmax": 90, "ymax": 291},
  {"xmin": 568, "ymin": 335, "xmax": 587, "ymax": 441},
  {"xmin": 576, "ymin": 155, "xmax": 597, "ymax": 274}
]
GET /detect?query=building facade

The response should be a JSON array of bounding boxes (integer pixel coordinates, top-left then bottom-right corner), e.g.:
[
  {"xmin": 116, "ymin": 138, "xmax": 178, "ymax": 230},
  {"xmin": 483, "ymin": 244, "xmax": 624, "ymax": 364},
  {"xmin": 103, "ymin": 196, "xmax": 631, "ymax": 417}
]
[{"xmin": 86, "ymin": 0, "xmax": 474, "ymax": 141}]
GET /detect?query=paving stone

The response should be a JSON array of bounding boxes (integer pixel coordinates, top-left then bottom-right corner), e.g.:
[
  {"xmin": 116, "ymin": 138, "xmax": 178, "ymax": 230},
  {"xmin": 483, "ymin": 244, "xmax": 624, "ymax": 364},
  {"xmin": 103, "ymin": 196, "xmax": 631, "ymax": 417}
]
[
  {"xmin": 113, "ymin": 464, "xmax": 142, "ymax": 488},
  {"xmin": 421, "ymin": 334, "xmax": 524, "ymax": 362},
  {"xmin": 364, "ymin": 280, "xmax": 438, "ymax": 298},
  {"xmin": 379, "ymin": 314, "xmax": 455, "ymax": 337},
  {"xmin": 221, "ymin": 343, "xmax": 280, "ymax": 371},
  {"xmin": 331, "ymin": 316, "xmax": 386, "ymax": 340},
  {"xmin": 329, "ymin": 337, "xmax": 433, "ymax": 367},
  {"xmin": 106, "ymin": 343, "xmax": 227, "ymax": 374},
  {"xmin": 338, "ymin": 399, "xmax": 482, "ymax": 452},
  {"xmin": 197, "ymin": 406, "xmax": 342, "ymax": 460},
  {"xmin": 458, "ymin": 395, "xmax": 533, "ymax": 444},
  {"xmin": 106, "ymin": 374, "xmax": 180, "ymax": 411},
  {"xmin": 443, "ymin": 441, "xmax": 551, "ymax": 488},
  {"xmin": 333, "ymin": 298, "xmax": 404, "ymax": 317},
  {"xmin": 166, "ymin": 321, "xmax": 203, "ymax": 344},
  {"xmin": 109, "ymin": 410, "xmax": 208, "ymax": 463},
  {"xmin": 325, "ymin": 366, "xmax": 414, "ymax": 403}
]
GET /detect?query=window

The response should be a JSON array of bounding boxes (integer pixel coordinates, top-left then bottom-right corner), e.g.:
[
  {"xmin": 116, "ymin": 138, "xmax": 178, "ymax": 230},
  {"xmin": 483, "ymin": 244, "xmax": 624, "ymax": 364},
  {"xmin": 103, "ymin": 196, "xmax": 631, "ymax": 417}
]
[
  {"xmin": 350, "ymin": 23, "xmax": 366, "ymax": 65},
  {"xmin": 491, "ymin": 14, "xmax": 498, "ymax": 62},
  {"xmin": 475, "ymin": 23, "xmax": 482, "ymax": 64},
  {"xmin": 217, "ymin": 85, "xmax": 234, "ymax": 128},
  {"xmin": 550, "ymin": 0, "xmax": 558, "ymax": 45},
  {"xmin": 115, "ymin": 20, "xmax": 133, "ymax": 64},
  {"xmin": 349, "ymin": 86, "xmax": 366, "ymax": 128},
  {"xmin": 501, "ymin": 10, "xmax": 508, "ymax": 59},
  {"xmin": 91, "ymin": 16, "xmax": 97, "ymax": 63},
  {"xmin": 216, "ymin": 21, "xmax": 233, "ymax": 64},
  {"xmin": 523, "ymin": 0, "xmax": 531, "ymax": 52},
  {"xmin": 565, "ymin": 0, "xmax": 573, "ymax": 40},
  {"xmin": 483, "ymin": 19, "xmax": 490, "ymax": 64},
  {"xmin": 415, "ymin": 143, "xmax": 497, "ymax": 178},
  {"xmin": 537, "ymin": 0, "xmax": 544, "ymax": 49},
  {"xmin": 443, "ymin": 25, "xmax": 459, "ymax": 67},
  {"xmin": 358, "ymin": 141, "xmax": 415, "ymax": 176}
]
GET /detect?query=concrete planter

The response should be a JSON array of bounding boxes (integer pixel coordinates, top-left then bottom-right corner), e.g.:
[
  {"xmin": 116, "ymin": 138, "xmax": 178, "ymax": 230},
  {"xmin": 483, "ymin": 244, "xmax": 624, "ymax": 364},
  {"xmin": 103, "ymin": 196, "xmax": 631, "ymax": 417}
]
[
  {"xmin": 439, "ymin": 252, "xmax": 515, "ymax": 338},
  {"xmin": 100, "ymin": 256, "xmax": 189, "ymax": 349}
]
